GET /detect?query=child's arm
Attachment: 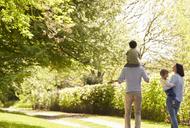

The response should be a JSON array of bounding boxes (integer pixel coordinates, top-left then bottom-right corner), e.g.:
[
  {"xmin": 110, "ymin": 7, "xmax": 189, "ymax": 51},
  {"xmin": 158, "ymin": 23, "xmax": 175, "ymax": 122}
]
[
  {"xmin": 160, "ymin": 78, "xmax": 175, "ymax": 90},
  {"xmin": 165, "ymin": 81, "xmax": 175, "ymax": 88},
  {"xmin": 163, "ymin": 81, "xmax": 175, "ymax": 91}
]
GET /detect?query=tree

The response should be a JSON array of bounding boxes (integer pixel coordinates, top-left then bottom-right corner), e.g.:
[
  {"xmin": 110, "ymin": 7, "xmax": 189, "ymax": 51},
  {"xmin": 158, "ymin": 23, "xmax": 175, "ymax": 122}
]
[
  {"xmin": 0, "ymin": 0, "xmax": 126, "ymax": 103},
  {"xmin": 169, "ymin": 0, "xmax": 190, "ymax": 69},
  {"xmin": 120, "ymin": 0, "xmax": 178, "ymax": 70}
]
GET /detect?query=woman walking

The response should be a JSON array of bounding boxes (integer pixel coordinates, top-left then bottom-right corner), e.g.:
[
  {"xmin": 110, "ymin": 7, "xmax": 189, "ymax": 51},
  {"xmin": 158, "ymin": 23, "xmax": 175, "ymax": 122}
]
[{"xmin": 167, "ymin": 63, "xmax": 184, "ymax": 128}]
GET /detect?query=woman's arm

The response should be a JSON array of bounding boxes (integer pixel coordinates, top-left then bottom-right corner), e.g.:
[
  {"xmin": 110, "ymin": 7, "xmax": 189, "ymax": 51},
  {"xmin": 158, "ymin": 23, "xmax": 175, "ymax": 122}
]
[{"xmin": 169, "ymin": 75, "xmax": 178, "ymax": 86}]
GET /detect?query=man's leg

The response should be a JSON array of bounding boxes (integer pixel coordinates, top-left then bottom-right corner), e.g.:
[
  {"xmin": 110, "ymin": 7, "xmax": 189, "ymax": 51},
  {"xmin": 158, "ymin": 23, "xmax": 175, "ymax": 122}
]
[
  {"xmin": 125, "ymin": 93, "xmax": 133, "ymax": 128},
  {"xmin": 134, "ymin": 92, "xmax": 142, "ymax": 128}
]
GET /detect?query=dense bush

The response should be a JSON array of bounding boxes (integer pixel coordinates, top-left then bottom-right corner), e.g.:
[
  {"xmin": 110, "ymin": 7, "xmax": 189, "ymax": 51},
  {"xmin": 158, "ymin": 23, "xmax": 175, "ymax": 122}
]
[
  {"xmin": 59, "ymin": 84, "xmax": 115, "ymax": 114},
  {"xmin": 57, "ymin": 80, "xmax": 190, "ymax": 123},
  {"xmin": 111, "ymin": 85, "xmax": 125, "ymax": 115},
  {"xmin": 57, "ymin": 80, "xmax": 168, "ymax": 121},
  {"xmin": 142, "ymin": 81, "xmax": 167, "ymax": 121},
  {"xmin": 17, "ymin": 79, "xmax": 190, "ymax": 123},
  {"xmin": 82, "ymin": 70, "xmax": 104, "ymax": 85},
  {"xmin": 178, "ymin": 81, "xmax": 190, "ymax": 125},
  {"xmin": 17, "ymin": 67, "xmax": 59, "ymax": 110}
]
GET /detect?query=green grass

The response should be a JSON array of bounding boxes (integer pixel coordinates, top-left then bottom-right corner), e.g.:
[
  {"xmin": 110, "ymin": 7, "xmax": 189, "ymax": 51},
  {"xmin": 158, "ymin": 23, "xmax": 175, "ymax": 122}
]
[
  {"xmin": 0, "ymin": 111, "xmax": 189, "ymax": 128},
  {"xmin": 0, "ymin": 112, "xmax": 71, "ymax": 128}
]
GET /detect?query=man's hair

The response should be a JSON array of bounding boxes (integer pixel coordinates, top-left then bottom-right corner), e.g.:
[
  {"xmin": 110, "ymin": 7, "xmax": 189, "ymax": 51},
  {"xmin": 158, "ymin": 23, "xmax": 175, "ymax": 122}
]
[
  {"xmin": 129, "ymin": 40, "xmax": 137, "ymax": 49},
  {"xmin": 160, "ymin": 69, "xmax": 169, "ymax": 77},
  {"xmin": 176, "ymin": 63, "xmax": 185, "ymax": 77}
]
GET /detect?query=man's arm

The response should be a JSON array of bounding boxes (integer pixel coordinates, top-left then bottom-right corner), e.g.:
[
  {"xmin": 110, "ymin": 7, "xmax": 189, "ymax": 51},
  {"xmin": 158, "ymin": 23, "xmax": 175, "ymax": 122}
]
[
  {"xmin": 107, "ymin": 68, "xmax": 126, "ymax": 84},
  {"xmin": 108, "ymin": 80, "xmax": 118, "ymax": 84},
  {"xmin": 142, "ymin": 68, "xmax": 149, "ymax": 83},
  {"xmin": 118, "ymin": 68, "xmax": 126, "ymax": 84}
]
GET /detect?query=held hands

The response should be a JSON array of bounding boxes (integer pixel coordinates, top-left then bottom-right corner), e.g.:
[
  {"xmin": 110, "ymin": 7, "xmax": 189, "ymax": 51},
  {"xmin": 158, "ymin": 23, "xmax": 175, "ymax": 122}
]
[
  {"xmin": 107, "ymin": 80, "xmax": 122, "ymax": 84},
  {"xmin": 107, "ymin": 80, "xmax": 117, "ymax": 84}
]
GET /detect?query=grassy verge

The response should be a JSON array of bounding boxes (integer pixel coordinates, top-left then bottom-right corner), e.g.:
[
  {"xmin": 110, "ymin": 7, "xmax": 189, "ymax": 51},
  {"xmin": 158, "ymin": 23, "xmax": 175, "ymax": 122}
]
[{"xmin": 0, "ymin": 112, "xmax": 71, "ymax": 128}]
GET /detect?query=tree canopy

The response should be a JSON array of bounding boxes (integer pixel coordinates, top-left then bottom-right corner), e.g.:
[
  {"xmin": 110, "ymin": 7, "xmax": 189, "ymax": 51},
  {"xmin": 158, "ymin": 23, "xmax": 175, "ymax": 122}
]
[{"xmin": 0, "ymin": 0, "xmax": 190, "ymax": 104}]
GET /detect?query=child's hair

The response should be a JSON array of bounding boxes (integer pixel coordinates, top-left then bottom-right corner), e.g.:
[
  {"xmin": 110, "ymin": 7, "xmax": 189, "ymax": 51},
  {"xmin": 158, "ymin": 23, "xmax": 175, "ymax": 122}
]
[
  {"xmin": 160, "ymin": 69, "xmax": 169, "ymax": 77},
  {"xmin": 129, "ymin": 40, "xmax": 137, "ymax": 49}
]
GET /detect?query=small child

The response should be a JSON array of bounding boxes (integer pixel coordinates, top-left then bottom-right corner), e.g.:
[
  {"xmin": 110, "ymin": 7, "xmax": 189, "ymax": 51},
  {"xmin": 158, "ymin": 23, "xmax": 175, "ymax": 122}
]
[
  {"xmin": 160, "ymin": 69, "xmax": 177, "ymax": 105},
  {"xmin": 124, "ymin": 40, "xmax": 141, "ymax": 67}
]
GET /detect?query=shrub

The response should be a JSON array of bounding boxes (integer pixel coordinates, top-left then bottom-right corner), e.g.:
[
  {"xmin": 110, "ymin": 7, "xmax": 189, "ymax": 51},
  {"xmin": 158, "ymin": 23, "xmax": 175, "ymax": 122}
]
[
  {"xmin": 82, "ymin": 70, "xmax": 104, "ymax": 85},
  {"xmin": 142, "ymin": 80, "xmax": 167, "ymax": 121},
  {"xmin": 59, "ymin": 84, "xmax": 115, "ymax": 114},
  {"xmin": 179, "ymin": 82, "xmax": 190, "ymax": 125},
  {"xmin": 17, "ymin": 67, "xmax": 60, "ymax": 110},
  {"xmin": 58, "ymin": 80, "xmax": 185, "ymax": 122},
  {"xmin": 111, "ymin": 85, "xmax": 125, "ymax": 115}
]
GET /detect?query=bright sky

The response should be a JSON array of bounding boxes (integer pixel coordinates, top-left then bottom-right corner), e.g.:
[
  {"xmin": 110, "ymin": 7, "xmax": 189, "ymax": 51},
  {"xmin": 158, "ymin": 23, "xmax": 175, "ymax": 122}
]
[{"xmin": 117, "ymin": 0, "xmax": 178, "ymax": 62}]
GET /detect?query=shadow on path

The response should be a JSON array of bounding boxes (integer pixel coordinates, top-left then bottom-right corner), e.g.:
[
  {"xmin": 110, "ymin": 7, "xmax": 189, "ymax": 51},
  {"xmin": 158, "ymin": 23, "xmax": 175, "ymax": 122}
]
[
  {"xmin": 32, "ymin": 113, "xmax": 89, "ymax": 119},
  {"xmin": 0, "ymin": 108, "xmax": 89, "ymax": 120}
]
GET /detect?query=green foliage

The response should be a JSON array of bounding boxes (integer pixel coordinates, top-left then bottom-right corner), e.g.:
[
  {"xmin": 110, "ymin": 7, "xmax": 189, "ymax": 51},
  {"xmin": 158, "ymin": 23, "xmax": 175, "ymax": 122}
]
[
  {"xmin": 179, "ymin": 81, "xmax": 190, "ymax": 124},
  {"xmin": 111, "ymin": 85, "xmax": 125, "ymax": 115},
  {"xmin": 59, "ymin": 84, "xmax": 115, "ymax": 114},
  {"xmin": 1, "ymin": 0, "xmax": 190, "ymax": 125},
  {"xmin": 58, "ymin": 81, "xmax": 167, "ymax": 120},
  {"xmin": 47, "ymin": 80, "xmax": 190, "ymax": 123},
  {"xmin": 0, "ymin": 0, "xmax": 127, "ymax": 104},
  {"xmin": 0, "ymin": 0, "xmax": 126, "ymax": 72},
  {"xmin": 17, "ymin": 66, "xmax": 61, "ymax": 110},
  {"xmin": 0, "ymin": 71, "xmax": 30, "ymax": 105},
  {"xmin": 142, "ymin": 80, "xmax": 167, "ymax": 121},
  {"xmin": 82, "ymin": 70, "xmax": 104, "ymax": 85},
  {"xmin": 16, "ymin": 66, "xmax": 87, "ymax": 110},
  {"xmin": 16, "ymin": 78, "xmax": 190, "ymax": 123}
]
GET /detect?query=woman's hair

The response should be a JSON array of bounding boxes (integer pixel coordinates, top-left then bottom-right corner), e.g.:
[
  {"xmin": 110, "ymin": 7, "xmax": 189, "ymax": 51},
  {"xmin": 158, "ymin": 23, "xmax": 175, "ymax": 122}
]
[
  {"xmin": 176, "ymin": 63, "xmax": 184, "ymax": 77},
  {"xmin": 160, "ymin": 69, "xmax": 169, "ymax": 77}
]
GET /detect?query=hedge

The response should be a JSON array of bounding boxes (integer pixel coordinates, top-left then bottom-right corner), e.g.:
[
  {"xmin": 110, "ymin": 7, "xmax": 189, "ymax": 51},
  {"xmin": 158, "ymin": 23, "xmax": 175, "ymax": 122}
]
[
  {"xmin": 57, "ymin": 80, "xmax": 190, "ymax": 123},
  {"xmin": 57, "ymin": 81, "xmax": 168, "ymax": 121},
  {"xmin": 22, "ymin": 80, "xmax": 190, "ymax": 123},
  {"xmin": 59, "ymin": 84, "xmax": 115, "ymax": 114}
]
